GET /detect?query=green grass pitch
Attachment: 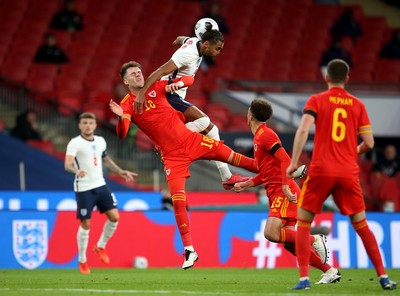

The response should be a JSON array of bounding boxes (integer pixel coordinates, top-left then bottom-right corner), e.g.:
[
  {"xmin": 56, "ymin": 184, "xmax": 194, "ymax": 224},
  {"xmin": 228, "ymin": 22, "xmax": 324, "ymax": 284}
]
[{"xmin": 0, "ymin": 268, "xmax": 398, "ymax": 295}]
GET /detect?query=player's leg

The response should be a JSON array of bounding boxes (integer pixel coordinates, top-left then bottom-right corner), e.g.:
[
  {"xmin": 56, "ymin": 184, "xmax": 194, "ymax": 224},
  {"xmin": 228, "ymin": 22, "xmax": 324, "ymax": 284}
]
[
  {"xmin": 167, "ymin": 177, "xmax": 198, "ymax": 269},
  {"xmin": 350, "ymin": 212, "xmax": 397, "ymax": 289},
  {"xmin": 283, "ymin": 242, "xmax": 340, "ymax": 284},
  {"xmin": 184, "ymin": 105, "xmax": 242, "ymax": 183},
  {"xmin": 167, "ymin": 93, "xmax": 246, "ymax": 184},
  {"xmin": 292, "ymin": 176, "xmax": 334, "ymax": 289},
  {"xmin": 77, "ymin": 218, "xmax": 90, "ymax": 274},
  {"xmin": 76, "ymin": 190, "xmax": 95, "ymax": 274},
  {"xmin": 291, "ymin": 207, "xmax": 315, "ymax": 289},
  {"xmin": 334, "ymin": 177, "xmax": 396, "ymax": 289},
  {"xmin": 94, "ymin": 186, "xmax": 119, "ymax": 264},
  {"xmin": 213, "ymin": 143, "xmax": 258, "ymax": 173}
]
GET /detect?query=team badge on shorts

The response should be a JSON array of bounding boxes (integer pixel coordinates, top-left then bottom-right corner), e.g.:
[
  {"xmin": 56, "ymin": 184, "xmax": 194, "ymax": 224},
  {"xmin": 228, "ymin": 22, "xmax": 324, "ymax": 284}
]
[
  {"xmin": 148, "ymin": 90, "xmax": 156, "ymax": 98},
  {"xmin": 80, "ymin": 209, "xmax": 87, "ymax": 216},
  {"xmin": 165, "ymin": 169, "xmax": 171, "ymax": 176},
  {"xmin": 13, "ymin": 220, "xmax": 48, "ymax": 269}
]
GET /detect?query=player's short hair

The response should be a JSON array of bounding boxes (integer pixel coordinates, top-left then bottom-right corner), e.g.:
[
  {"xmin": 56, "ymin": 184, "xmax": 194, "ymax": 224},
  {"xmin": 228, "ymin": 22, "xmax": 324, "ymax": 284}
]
[
  {"xmin": 250, "ymin": 98, "xmax": 273, "ymax": 122},
  {"xmin": 79, "ymin": 112, "xmax": 96, "ymax": 122},
  {"xmin": 327, "ymin": 59, "xmax": 349, "ymax": 83},
  {"xmin": 120, "ymin": 61, "xmax": 142, "ymax": 79},
  {"xmin": 201, "ymin": 29, "xmax": 224, "ymax": 44}
]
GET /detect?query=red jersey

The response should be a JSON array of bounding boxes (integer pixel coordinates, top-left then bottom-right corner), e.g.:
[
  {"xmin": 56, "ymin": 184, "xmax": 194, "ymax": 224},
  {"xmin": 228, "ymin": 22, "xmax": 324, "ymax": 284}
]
[
  {"xmin": 118, "ymin": 79, "xmax": 193, "ymax": 155},
  {"xmin": 304, "ymin": 87, "xmax": 371, "ymax": 177},
  {"xmin": 253, "ymin": 124, "xmax": 298, "ymax": 220},
  {"xmin": 115, "ymin": 77, "xmax": 258, "ymax": 181},
  {"xmin": 253, "ymin": 124, "xmax": 291, "ymax": 188}
]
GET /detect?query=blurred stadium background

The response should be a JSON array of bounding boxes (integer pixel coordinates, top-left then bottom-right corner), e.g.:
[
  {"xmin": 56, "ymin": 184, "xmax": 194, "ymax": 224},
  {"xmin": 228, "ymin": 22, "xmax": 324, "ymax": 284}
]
[{"xmin": 1, "ymin": 0, "xmax": 399, "ymax": 191}]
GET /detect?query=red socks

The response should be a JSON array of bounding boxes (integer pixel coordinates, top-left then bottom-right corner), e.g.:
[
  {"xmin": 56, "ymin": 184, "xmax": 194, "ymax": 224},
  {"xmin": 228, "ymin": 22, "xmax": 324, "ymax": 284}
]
[
  {"xmin": 280, "ymin": 228, "xmax": 314, "ymax": 245},
  {"xmin": 352, "ymin": 218, "xmax": 386, "ymax": 276},
  {"xmin": 296, "ymin": 219, "xmax": 312, "ymax": 278},
  {"xmin": 172, "ymin": 193, "xmax": 192, "ymax": 247}
]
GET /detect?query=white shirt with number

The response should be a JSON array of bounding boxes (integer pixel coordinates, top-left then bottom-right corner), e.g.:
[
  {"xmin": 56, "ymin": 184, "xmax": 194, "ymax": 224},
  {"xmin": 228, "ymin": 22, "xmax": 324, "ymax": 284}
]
[
  {"xmin": 66, "ymin": 135, "xmax": 107, "ymax": 192},
  {"xmin": 162, "ymin": 37, "xmax": 202, "ymax": 99}
]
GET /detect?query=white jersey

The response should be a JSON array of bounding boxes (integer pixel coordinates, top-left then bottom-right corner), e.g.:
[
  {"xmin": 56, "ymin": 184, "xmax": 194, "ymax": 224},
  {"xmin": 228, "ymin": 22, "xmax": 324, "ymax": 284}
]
[
  {"xmin": 162, "ymin": 37, "xmax": 202, "ymax": 99},
  {"xmin": 66, "ymin": 135, "xmax": 107, "ymax": 192}
]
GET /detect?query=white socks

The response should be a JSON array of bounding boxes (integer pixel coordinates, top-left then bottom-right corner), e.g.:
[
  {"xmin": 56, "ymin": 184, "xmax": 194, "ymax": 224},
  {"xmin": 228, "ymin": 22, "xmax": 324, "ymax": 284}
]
[
  {"xmin": 206, "ymin": 125, "xmax": 232, "ymax": 181},
  {"xmin": 77, "ymin": 226, "xmax": 89, "ymax": 263},
  {"xmin": 184, "ymin": 245, "xmax": 195, "ymax": 252},
  {"xmin": 97, "ymin": 220, "xmax": 118, "ymax": 249},
  {"xmin": 185, "ymin": 117, "xmax": 210, "ymax": 133}
]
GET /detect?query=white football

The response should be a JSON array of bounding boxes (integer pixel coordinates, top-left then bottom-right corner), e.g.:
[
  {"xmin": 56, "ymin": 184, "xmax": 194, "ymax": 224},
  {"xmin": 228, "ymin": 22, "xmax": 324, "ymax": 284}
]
[{"xmin": 194, "ymin": 18, "xmax": 219, "ymax": 39}]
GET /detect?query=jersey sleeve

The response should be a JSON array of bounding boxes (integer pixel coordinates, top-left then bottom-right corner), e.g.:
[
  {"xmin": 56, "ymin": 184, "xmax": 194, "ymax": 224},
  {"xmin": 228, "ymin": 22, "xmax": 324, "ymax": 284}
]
[
  {"xmin": 171, "ymin": 43, "xmax": 197, "ymax": 69},
  {"xmin": 65, "ymin": 139, "xmax": 77, "ymax": 157},
  {"xmin": 357, "ymin": 101, "xmax": 372, "ymax": 135},
  {"xmin": 274, "ymin": 147, "xmax": 292, "ymax": 184},
  {"xmin": 100, "ymin": 137, "xmax": 107, "ymax": 158},
  {"xmin": 260, "ymin": 129, "xmax": 291, "ymax": 184},
  {"xmin": 259, "ymin": 128, "xmax": 281, "ymax": 152},
  {"xmin": 304, "ymin": 95, "xmax": 318, "ymax": 118},
  {"xmin": 116, "ymin": 95, "xmax": 133, "ymax": 138}
]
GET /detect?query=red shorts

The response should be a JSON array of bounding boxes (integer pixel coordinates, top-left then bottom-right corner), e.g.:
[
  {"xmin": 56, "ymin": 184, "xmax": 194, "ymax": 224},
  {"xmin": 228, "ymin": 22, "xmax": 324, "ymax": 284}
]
[
  {"xmin": 299, "ymin": 175, "xmax": 365, "ymax": 215},
  {"xmin": 266, "ymin": 180, "xmax": 300, "ymax": 227},
  {"xmin": 161, "ymin": 133, "xmax": 231, "ymax": 181}
]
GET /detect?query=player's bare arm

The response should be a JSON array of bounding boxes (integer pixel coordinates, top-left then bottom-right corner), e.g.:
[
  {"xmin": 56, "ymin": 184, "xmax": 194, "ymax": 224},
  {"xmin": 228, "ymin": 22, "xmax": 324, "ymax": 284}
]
[
  {"xmin": 64, "ymin": 155, "xmax": 86, "ymax": 177},
  {"xmin": 287, "ymin": 114, "xmax": 314, "ymax": 178},
  {"xmin": 233, "ymin": 179, "xmax": 255, "ymax": 193},
  {"xmin": 134, "ymin": 59, "xmax": 178, "ymax": 114},
  {"xmin": 357, "ymin": 132, "xmax": 374, "ymax": 154},
  {"xmin": 103, "ymin": 155, "xmax": 138, "ymax": 182},
  {"xmin": 109, "ymin": 100, "xmax": 123, "ymax": 118},
  {"xmin": 282, "ymin": 184, "xmax": 297, "ymax": 203},
  {"xmin": 173, "ymin": 36, "xmax": 189, "ymax": 46},
  {"xmin": 166, "ymin": 80, "xmax": 186, "ymax": 93}
]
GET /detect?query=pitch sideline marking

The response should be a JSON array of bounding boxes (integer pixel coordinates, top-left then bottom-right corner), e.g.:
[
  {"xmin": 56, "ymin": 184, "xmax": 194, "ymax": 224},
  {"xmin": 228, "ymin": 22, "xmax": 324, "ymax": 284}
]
[{"xmin": 0, "ymin": 288, "xmax": 343, "ymax": 296}]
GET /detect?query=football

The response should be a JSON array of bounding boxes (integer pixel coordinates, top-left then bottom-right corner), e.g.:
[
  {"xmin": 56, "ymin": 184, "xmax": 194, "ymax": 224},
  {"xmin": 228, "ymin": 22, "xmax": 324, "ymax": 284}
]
[{"xmin": 194, "ymin": 17, "xmax": 219, "ymax": 39}]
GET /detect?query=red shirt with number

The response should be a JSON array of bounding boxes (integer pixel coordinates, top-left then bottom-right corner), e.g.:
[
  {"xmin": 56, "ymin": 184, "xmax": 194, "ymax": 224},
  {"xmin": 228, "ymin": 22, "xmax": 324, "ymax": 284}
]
[
  {"xmin": 252, "ymin": 124, "xmax": 299, "ymax": 223},
  {"xmin": 116, "ymin": 78, "xmax": 228, "ymax": 181},
  {"xmin": 304, "ymin": 87, "xmax": 371, "ymax": 178}
]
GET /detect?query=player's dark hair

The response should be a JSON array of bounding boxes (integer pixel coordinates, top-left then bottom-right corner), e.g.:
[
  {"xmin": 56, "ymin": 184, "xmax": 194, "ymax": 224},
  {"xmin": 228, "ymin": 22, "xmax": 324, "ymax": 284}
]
[
  {"xmin": 327, "ymin": 59, "xmax": 349, "ymax": 83},
  {"xmin": 120, "ymin": 61, "xmax": 142, "ymax": 79},
  {"xmin": 201, "ymin": 29, "xmax": 224, "ymax": 44},
  {"xmin": 250, "ymin": 98, "xmax": 273, "ymax": 122},
  {"xmin": 79, "ymin": 112, "xmax": 96, "ymax": 121}
]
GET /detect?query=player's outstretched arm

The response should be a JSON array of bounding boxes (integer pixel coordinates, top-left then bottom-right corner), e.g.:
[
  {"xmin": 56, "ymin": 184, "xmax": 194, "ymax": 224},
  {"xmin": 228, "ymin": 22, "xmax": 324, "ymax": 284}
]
[
  {"xmin": 103, "ymin": 156, "xmax": 138, "ymax": 182},
  {"xmin": 109, "ymin": 99, "xmax": 130, "ymax": 139},
  {"xmin": 165, "ymin": 76, "xmax": 195, "ymax": 93},
  {"xmin": 173, "ymin": 36, "xmax": 189, "ymax": 46},
  {"xmin": 134, "ymin": 59, "xmax": 178, "ymax": 114}
]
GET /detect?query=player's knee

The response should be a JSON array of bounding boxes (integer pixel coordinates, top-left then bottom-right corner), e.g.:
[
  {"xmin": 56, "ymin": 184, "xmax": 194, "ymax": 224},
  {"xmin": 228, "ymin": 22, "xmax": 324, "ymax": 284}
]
[
  {"xmin": 264, "ymin": 231, "xmax": 280, "ymax": 242},
  {"xmin": 81, "ymin": 219, "xmax": 91, "ymax": 229},
  {"xmin": 109, "ymin": 215, "xmax": 119, "ymax": 223},
  {"xmin": 185, "ymin": 116, "xmax": 210, "ymax": 133}
]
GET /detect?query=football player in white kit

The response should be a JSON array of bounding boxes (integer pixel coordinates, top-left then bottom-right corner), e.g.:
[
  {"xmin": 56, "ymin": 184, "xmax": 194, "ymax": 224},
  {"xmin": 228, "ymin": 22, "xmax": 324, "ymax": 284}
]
[
  {"xmin": 134, "ymin": 18, "xmax": 251, "ymax": 190},
  {"xmin": 65, "ymin": 112, "xmax": 137, "ymax": 274}
]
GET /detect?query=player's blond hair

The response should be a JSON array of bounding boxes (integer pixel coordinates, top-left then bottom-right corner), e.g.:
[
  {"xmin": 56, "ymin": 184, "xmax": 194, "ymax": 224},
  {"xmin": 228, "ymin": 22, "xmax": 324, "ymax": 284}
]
[{"xmin": 79, "ymin": 112, "xmax": 96, "ymax": 122}]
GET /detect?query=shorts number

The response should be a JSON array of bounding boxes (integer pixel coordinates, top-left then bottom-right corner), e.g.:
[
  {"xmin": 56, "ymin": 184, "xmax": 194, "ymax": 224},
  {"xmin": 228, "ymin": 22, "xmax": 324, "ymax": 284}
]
[
  {"xmin": 332, "ymin": 108, "xmax": 347, "ymax": 142},
  {"xmin": 200, "ymin": 136, "xmax": 214, "ymax": 149},
  {"xmin": 271, "ymin": 196, "xmax": 282, "ymax": 209}
]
